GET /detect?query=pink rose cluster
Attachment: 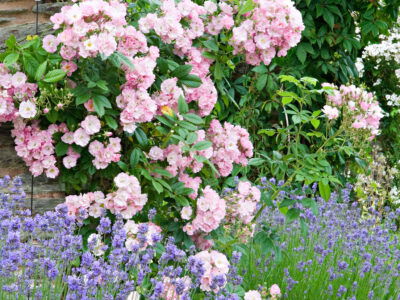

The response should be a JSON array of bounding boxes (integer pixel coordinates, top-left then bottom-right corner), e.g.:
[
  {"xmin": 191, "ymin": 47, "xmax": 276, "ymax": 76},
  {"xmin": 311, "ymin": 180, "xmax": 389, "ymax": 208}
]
[
  {"xmin": 105, "ymin": 173, "xmax": 148, "ymax": 219},
  {"xmin": 60, "ymin": 114, "xmax": 121, "ymax": 169},
  {"xmin": 182, "ymin": 49, "xmax": 218, "ymax": 117},
  {"xmin": 192, "ymin": 250, "xmax": 230, "ymax": 292},
  {"xmin": 117, "ymin": 48, "xmax": 159, "ymax": 133},
  {"xmin": 205, "ymin": 1, "xmax": 235, "ymax": 35},
  {"xmin": 0, "ymin": 64, "xmax": 38, "ymax": 122},
  {"xmin": 62, "ymin": 147, "xmax": 81, "ymax": 169},
  {"xmin": 231, "ymin": 0, "xmax": 304, "ymax": 65},
  {"xmin": 124, "ymin": 220, "xmax": 162, "ymax": 251},
  {"xmin": 207, "ymin": 120, "xmax": 253, "ymax": 177},
  {"xmin": 65, "ymin": 191, "xmax": 106, "ymax": 218},
  {"xmin": 88, "ymin": 138, "xmax": 121, "ymax": 169},
  {"xmin": 183, "ymin": 186, "xmax": 226, "ymax": 237},
  {"xmin": 152, "ymin": 78, "xmax": 184, "ymax": 114},
  {"xmin": 139, "ymin": 0, "xmax": 219, "ymax": 117},
  {"xmin": 323, "ymin": 84, "xmax": 384, "ymax": 139},
  {"xmin": 65, "ymin": 173, "xmax": 147, "ymax": 219},
  {"xmin": 148, "ymin": 130, "xmax": 212, "ymax": 199},
  {"xmin": 138, "ymin": 0, "xmax": 207, "ymax": 54},
  {"xmin": 225, "ymin": 181, "xmax": 261, "ymax": 224},
  {"xmin": 11, "ymin": 118, "xmax": 64, "ymax": 178},
  {"xmin": 46, "ymin": 0, "xmax": 147, "ymax": 59}
]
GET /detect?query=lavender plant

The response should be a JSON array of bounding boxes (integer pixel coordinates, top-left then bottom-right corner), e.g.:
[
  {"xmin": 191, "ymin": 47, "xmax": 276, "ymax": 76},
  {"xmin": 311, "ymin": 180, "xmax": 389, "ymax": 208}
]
[
  {"xmin": 0, "ymin": 176, "xmax": 248, "ymax": 300},
  {"xmin": 240, "ymin": 180, "xmax": 400, "ymax": 300}
]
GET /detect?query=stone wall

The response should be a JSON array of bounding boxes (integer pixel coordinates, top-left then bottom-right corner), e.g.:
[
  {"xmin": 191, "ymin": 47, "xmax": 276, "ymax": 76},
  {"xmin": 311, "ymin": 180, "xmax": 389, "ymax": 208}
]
[
  {"xmin": 0, "ymin": 125, "xmax": 65, "ymax": 213},
  {"xmin": 0, "ymin": 0, "xmax": 63, "ymax": 45},
  {"xmin": 0, "ymin": 1, "xmax": 64, "ymax": 213}
]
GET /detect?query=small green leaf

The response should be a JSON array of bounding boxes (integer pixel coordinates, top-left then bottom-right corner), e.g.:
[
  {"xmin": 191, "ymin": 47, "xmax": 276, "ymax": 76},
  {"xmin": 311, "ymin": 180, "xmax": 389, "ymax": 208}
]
[
  {"xmin": 248, "ymin": 158, "xmax": 265, "ymax": 166},
  {"xmin": 214, "ymin": 62, "xmax": 223, "ymax": 80},
  {"xmin": 130, "ymin": 148, "xmax": 141, "ymax": 167},
  {"xmin": 311, "ymin": 119, "xmax": 320, "ymax": 129},
  {"xmin": 44, "ymin": 69, "xmax": 66, "ymax": 83},
  {"xmin": 176, "ymin": 196, "xmax": 190, "ymax": 206},
  {"xmin": 76, "ymin": 94, "xmax": 91, "ymax": 106},
  {"xmin": 152, "ymin": 180, "xmax": 164, "ymax": 193},
  {"xmin": 35, "ymin": 61, "xmax": 47, "ymax": 81},
  {"xmin": 178, "ymin": 95, "xmax": 189, "ymax": 114},
  {"xmin": 323, "ymin": 10, "xmax": 335, "ymax": 29},
  {"xmin": 286, "ymin": 208, "xmax": 301, "ymax": 222},
  {"xmin": 180, "ymin": 75, "xmax": 202, "ymax": 88},
  {"xmin": 153, "ymin": 168, "xmax": 173, "ymax": 178},
  {"xmin": 117, "ymin": 161, "xmax": 128, "ymax": 171},
  {"xmin": 256, "ymin": 74, "xmax": 268, "ymax": 91},
  {"xmin": 203, "ymin": 39, "xmax": 219, "ymax": 52},
  {"xmin": 134, "ymin": 128, "xmax": 148, "ymax": 146},
  {"xmin": 3, "ymin": 53, "xmax": 19, "ymax": 66},
  {"xmin": 258, "ymin": 129, "xmax": 275, "ymax": 136},
  {"xmin": 96, "ymin": 80, "xmax": 108, "ymax": 91},
  {"xmin": 239, "ymin": 0, "xmax": 255, "ymax": 15},
  {"xmin": 296, "ymin": 46, "xmax": 307, "ymax": 64},
  {"xmin": 183, "ymin": 113, "xmax": 203, "ymax": 125},
  {"xmin": 318, "ymin": 181, "xmax": 331, "ymax": 201},
  {"xmin": 105, "ymin": 115, "xmax": 118, "ymax": 130},
  {"xmin": 192, "ymin": 141, "xmax": 212, "ymax": 151},
  {"xmin": 171, "ymin": 65, "xmax": 192, "ymax": 79},
  {"xmin": 186, "ymin": 132, "xmax": 198, "ymax": 144},
  {"xmin": 282, "ymin": 96, "xmax": 293, "ymax": 105},
  {"xmin": 55, "ymin": 142, "xmax": 69, "ymax": 157}
]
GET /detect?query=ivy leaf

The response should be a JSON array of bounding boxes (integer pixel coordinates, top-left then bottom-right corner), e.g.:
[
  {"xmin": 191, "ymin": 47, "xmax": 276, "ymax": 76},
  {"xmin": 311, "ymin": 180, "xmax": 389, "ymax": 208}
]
[{"xmin": 323, "ymin": 10, "xmax": 335, "ymax": 29}]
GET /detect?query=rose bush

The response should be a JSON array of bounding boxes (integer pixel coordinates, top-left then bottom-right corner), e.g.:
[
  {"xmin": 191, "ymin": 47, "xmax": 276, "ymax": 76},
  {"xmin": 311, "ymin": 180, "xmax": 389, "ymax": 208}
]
[{"xmin": 0, "ymin": 0, "xmax": 305, "ymax": 250}]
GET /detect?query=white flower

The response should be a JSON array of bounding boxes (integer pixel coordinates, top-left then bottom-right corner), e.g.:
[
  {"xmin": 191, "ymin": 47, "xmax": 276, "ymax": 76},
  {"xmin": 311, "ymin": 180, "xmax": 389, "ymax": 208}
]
[
  {"xmin": 114, "ymin": 172, "xmax": 131, "ymax": 188},
  {"xmin": 19, "ymin": 101, "xmax": 37, "ymax": 119},
  {"xmin": 244, "ymin": 290, "xmax": 262, "ymax": 300},
  {"xmin": 180, "ymin": 206, "xmax": 192, "ymax": 220},
  {"xmin": 126, "ymin": 291, "xmax": 141, "ymax": 300},
  {"xmin": 12, "ymin": 72, "xmax": 27, "ymax": 87},
  {"xmin": 148, "ymin": 146, "xmax": 164, "ymax": 160},
  {"xmin": 88, "ymin": 233, "xmax": 105, "ymax": 256},
  {"xmin": 73, "ymin": 128, "xmax": 90, "ymax": 147},
  {"xmin": 81, "ymin": 115, "xmax": 101, "ymax": 135}
]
